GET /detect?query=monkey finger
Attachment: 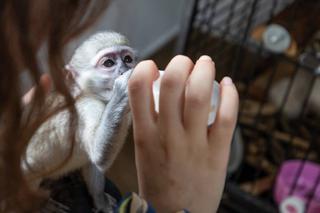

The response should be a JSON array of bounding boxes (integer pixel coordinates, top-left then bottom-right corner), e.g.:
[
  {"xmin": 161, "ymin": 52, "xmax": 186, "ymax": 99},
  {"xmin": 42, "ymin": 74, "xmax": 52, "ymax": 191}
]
[{"xmin": 128, "ymin": 60, "xmax": 159, "ymax": 133}]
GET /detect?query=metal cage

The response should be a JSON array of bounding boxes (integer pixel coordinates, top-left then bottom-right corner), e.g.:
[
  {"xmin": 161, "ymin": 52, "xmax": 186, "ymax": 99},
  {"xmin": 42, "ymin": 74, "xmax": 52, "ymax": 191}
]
[{"xmin": 176, "ymin": 0, "xmax": 320, "ymax": 212}]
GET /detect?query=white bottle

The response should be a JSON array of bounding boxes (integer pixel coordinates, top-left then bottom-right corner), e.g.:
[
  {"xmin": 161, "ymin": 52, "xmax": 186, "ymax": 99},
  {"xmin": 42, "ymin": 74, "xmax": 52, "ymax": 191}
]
[{"xmin": 152, "ymin": 70, "xmax": 220, "ymax": 125}]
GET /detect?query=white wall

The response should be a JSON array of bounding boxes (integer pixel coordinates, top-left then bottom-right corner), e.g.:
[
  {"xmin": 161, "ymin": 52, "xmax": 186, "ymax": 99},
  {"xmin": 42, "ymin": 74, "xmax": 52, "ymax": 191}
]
[
  {"xmin": 21, "ymin": 0, "xmax": 186, "ymax": 91},
  {"xmin": 69, "ymin": 0, "xmax": 185, "ymax": 59},
  {"xmin": 21, "ymin": 0, "xmax": 298, "ymax": 97}
]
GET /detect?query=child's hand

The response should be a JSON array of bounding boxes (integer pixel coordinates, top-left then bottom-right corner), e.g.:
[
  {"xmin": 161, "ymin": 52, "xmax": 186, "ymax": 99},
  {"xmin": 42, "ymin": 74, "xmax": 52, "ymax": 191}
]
[
  {"xmin": 22, "ymin": 74, "xmax": 52, "ymax": 105},
  {"xmin": 128, "ymin": 55, "xmax": 239, "ymax": 213}
]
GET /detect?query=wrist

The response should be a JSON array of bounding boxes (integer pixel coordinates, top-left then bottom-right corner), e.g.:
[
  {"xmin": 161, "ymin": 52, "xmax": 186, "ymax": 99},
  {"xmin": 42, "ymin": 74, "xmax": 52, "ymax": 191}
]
[{"xmin": 118, "ymin": 192, "xmax": 190, "ymax": 213}]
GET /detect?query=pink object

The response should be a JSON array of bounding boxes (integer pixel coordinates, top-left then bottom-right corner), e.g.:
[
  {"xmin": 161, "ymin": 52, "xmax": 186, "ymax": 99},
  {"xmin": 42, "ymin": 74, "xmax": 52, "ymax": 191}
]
[{"xmin": 274, "ymin": 160, "xmax": 320, "ymax": 213}]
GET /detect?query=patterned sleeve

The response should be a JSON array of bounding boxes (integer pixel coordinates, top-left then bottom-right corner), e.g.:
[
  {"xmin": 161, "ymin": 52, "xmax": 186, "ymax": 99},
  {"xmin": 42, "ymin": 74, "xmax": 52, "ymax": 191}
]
[
  {"xmin": 39, "ymin": 172, "xmax": 189, "ymax": 213},
  {"xmin": 116, "ymin": 192, "xmax": 189, "ymax": 213}
]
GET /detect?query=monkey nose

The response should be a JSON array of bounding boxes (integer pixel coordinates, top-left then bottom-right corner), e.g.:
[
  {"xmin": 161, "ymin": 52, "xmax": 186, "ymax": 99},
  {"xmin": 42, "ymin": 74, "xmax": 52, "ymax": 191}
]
[{"xmin": 120, "ymin": 68, "xmax": 129, "ymax": 75}]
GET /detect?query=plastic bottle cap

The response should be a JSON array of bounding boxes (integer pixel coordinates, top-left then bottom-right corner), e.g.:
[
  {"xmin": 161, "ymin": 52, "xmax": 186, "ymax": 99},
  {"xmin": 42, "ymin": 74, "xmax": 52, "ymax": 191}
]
[
  {"xmin": 263, "ymin": 24, "xmax": 291, "ymax": 53},
  {"xmin": 280, "ymin": 196, "xmax": 305, "ymax": 213}
]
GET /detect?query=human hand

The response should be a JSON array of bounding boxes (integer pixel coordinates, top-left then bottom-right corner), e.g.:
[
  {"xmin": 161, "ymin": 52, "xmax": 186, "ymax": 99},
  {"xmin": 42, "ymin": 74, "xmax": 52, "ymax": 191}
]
[
  {"xmin": 22, "ymin": 74, "xmax": 52, "ymax": 105},
  {"xmin": 128, "ymin": 55, "xmax": 239, "ymax": 213}
]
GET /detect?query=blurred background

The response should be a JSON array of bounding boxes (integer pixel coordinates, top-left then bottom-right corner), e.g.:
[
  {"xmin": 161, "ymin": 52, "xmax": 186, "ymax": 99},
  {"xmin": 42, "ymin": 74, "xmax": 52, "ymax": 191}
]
[
  {"xmin": 68, "ymin": 0, "xmax": 185, "ymax": 60},
  {"xmin": 177, "ymin": 0, "xmax": 320, "ymax": 212}
]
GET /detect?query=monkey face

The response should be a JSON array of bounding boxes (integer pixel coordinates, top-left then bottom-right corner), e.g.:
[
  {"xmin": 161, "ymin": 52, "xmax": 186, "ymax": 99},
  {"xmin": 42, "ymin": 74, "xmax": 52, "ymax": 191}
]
[
  {"xmin": 93, "ymin": 45, "xmax": 136, "ymax": 87},
  {"xmin": 94, "ymin": 46, "xmax": 136, "ymax": 76},
  {"xmin": 73, "ymin": 45, "xmax": 136, "ymax": 101},
  {"xmin": 67, "ymin": 32, "xmax": 136, "ymax": 101}
]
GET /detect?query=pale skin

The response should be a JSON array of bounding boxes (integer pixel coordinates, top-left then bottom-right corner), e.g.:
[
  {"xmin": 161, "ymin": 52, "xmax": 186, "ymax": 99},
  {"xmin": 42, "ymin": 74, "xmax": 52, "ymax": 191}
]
[
  {"xmin": 23, "ymin": 55, "xmax": 239, "ymax": 213},
  {"xmin": 22, "ymin": 74, "xmax": 52, "ymax": 105},
  {"xmin": 128, "ymin": 55, "xmax": 239, "ymax": 213}
]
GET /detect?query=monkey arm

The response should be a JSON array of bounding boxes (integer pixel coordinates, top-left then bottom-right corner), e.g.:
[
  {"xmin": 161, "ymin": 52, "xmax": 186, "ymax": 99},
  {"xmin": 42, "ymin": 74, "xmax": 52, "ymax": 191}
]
[
  {"xmin": 75, "ymin": 92, "xmax": 130, "ymax": 212},
  {"xmin": 90, "ymin": 103, "xmax": 130, "ymax": 172},
  {"xmin": 86, "ymin": 72, "xmax": 131, "ymax": 172}
]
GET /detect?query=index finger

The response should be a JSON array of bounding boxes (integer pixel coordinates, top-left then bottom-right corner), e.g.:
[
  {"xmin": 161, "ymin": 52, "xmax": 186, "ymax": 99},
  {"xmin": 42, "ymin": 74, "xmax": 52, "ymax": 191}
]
[{"xmin": 128, "ymin": 60, "xmax": 159, "ymax": 133}]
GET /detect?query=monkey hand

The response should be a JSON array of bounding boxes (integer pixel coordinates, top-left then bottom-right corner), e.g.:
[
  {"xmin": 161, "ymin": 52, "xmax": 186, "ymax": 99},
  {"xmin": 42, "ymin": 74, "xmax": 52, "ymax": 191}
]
[
  {"xmin": 109, "ymin": 69, "xmax": 133, "ymax": 112},
  {"xmin": 88, "ymin": 69, "xmax": 132, "ymax": 174},
  {"xmin": 114, "ymin": 69, "xmax": 132, "ymax": 93}
]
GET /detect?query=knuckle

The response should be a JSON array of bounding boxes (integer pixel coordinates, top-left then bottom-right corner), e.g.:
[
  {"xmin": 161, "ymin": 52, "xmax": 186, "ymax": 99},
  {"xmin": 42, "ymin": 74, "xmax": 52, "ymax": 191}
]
[
  {"xmin": 187, "ymin": 93, "xmax": 208, "ymax": 108},
  {"xmin": 134, "ymin": 138, "xmax": 146, "ymax": 149},
  {"xmin": 128, "ymin": 77, "xmax": 145, "ymax": 94},
  {"xmin": 132, "ymin": 125, "xmax": 156, "ymax": 149},
  {"xmin": 134, "ymin": 133, "xmax": 151, "ymax": 149},
  {"xmin": 217, "ymin": 113, "xmax": 237, "ymax": 128},
  {"xmin": 161, "ymin": 73, "xmax": 181, "ymax": 90}
]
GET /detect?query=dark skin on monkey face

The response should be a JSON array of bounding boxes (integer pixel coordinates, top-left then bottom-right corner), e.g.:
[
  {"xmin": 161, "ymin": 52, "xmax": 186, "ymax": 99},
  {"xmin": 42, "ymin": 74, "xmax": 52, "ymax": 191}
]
[
  {"xmin": 103, "ymin": 54, "xmax": 133, "ymax": 68},
  {"xmin": 97, "ymin": 50, "xmax": 135, "ymax": 76}
]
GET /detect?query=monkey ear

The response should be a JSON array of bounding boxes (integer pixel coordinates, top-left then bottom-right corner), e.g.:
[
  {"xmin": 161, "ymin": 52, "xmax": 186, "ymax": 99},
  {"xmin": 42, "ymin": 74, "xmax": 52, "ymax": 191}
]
[{"xmin": 65, "ymin": 64, "xmax": 78, "ymax": 80}]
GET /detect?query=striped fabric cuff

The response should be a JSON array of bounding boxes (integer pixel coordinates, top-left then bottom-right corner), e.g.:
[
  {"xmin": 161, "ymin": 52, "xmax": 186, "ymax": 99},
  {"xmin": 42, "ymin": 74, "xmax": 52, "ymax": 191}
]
[{"xmin": 117, "ymin": 193, "xmax": 189, "ymax": 213}]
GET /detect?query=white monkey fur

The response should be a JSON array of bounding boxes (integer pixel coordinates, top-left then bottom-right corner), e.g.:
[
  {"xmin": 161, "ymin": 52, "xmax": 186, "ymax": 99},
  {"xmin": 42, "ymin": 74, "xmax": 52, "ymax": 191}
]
[{"xmin": 23, "ymin": 31, "xmax": 135, "ymax": 212}]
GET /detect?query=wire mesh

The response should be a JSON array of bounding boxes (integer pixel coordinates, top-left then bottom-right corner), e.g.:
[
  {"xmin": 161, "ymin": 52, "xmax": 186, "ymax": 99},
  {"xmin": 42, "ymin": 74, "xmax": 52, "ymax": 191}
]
[{"xmin": 177, "ymin": 0, "xmax": 320, "ymax": 212}]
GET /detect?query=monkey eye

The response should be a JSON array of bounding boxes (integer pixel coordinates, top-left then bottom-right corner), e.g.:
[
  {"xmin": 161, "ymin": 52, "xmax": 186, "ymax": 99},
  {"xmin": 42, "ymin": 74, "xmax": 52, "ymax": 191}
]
[
  {"xmin": 103, "ymin": 59, "xmax": 115, "ymax": 68},
  {"xmin": 123, "ymin": 55, "xmax": 133, "ymax": 64}
]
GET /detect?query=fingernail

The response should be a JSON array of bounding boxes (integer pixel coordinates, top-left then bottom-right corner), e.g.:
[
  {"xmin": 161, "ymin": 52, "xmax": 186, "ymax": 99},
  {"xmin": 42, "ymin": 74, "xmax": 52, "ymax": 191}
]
[
  {"xmin": 198, "ymin": 55, "xmax": 212, "ymax": 61},
  {"xmin": 221, "ymin": 77, "xmax": 233, "ymax": 85}
]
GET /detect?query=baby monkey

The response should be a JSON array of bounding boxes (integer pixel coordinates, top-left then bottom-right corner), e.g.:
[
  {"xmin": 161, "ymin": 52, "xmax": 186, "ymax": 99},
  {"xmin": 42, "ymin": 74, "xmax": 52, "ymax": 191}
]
[{"xmin": 23, "ymin": 32, "xmax": 136, "ymax": 212}]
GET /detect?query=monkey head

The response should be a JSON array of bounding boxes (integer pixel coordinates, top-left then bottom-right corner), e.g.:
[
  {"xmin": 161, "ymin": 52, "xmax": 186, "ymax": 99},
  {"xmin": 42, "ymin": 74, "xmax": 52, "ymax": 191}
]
[{"xmin": 66, "ymin": 31, "xmax": 137, "ymax": 101}]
